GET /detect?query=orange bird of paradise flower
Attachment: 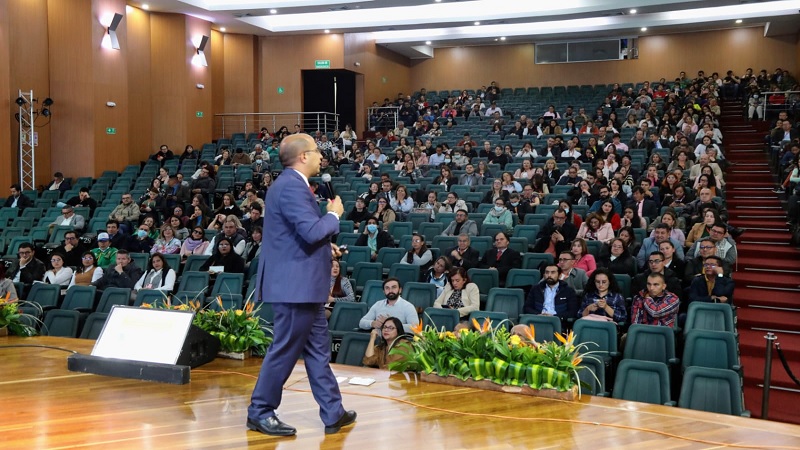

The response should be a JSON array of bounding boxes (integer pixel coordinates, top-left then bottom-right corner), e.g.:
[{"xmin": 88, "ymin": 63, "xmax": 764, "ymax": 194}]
[
  {"xmin": 471, "ymin": 317, "xmax": 492, "ymax": 334},
  {"xmin": 411, "ymin": 321, "xmax": 424, "ymax": 335}
]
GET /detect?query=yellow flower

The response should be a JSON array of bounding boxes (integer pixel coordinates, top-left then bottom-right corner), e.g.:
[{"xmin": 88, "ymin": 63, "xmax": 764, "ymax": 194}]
[
  {"xmin": 235, "ymin": 310, "xmax": 244, "ymax": 316},
  {"xmin": 445, "ymin": 331, "xmax": 456, "ymax": 339},
  {"xmin": 509, "ymin": 335, "xmax": 521, "ymax": 347},
  {"xmin": 141, "ymin": 302, "xmax": 152, "ymax": 308},
  {"xmin": 458, "ymin": 327, "xmax": 471, "ymax": 335}
]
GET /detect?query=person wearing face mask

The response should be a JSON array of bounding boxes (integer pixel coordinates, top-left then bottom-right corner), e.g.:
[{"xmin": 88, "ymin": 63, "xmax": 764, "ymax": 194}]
[
  {"xmin": 523, "ymin": 263, "xmax": 579, "ymax": 326},
  {"xmin": 251, "ymin": 150, "xmax": 270, "ymax": 185},
  {"xmin": 126, "ymin": 224, "xmax": 155, "ymax": 253},
  {"xmin": 355, "ymin": 218, "xmax": 394, "ymax": 262},
  {"xmin": 506, "ymin": 192, "xmax": 534, "ymax": 223},
  {"xmin": 483, "ymin": 198, "xmax": 513, "ymax": 232}
]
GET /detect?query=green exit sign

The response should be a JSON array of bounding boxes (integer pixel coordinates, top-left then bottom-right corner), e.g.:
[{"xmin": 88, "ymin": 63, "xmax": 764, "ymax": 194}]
[
  {"xmin": 106, "ymin": 127, "xmax": 116, "ymax": 135},
  {"xmin": 196, "ymin": 111, "xmax": 204, "ymax": 118},
  {"xmin": 315, "ymin": 60, "xmax": 331, "ymax": 69}
]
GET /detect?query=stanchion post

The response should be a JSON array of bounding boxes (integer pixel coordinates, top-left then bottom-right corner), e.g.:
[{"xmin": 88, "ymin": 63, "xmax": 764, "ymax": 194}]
[{"xmin": 762, "ymin": 332, "xmax": 777, "ymax": 420}]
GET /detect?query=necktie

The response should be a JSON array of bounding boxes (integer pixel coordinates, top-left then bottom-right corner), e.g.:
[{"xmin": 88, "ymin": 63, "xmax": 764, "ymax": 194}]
[
  {"xmin": 496, "ymin": 250, "xmax": 502, "ymax": 261},
  {"xmin": 638, "ymin": 201, "xmax": 644, "ymax": 217}
]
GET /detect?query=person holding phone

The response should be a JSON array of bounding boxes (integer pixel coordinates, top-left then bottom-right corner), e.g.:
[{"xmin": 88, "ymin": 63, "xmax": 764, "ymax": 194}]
[
  {"xmin": 362, "ymin": 317, "xmax": 412, "ymax": 369},
  {"xmin": 433, "ymin": 267, "xmax": 480, "ymax": 320}
]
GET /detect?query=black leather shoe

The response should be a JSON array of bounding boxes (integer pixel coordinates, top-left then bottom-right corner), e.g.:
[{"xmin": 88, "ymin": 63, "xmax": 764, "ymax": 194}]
[
  {"xmin": 324, "ymin": 410, "xmax": 357, "ymax": 434},
  {"xmin": 246, "ymin": 416, "xmax": 297, "ymax": 436}
]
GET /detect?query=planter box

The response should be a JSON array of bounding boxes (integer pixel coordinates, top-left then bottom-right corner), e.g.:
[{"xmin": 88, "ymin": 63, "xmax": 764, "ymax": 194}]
[
  {"xmin": 0, "ymin": 327, "xmax": 7, "ymax": 337},
  {"xmin": 217, "ymin": 350, "xmax": 251, "ymax": 360},
  {"xmin": 420, "ymin": 373, "xmax": 579, "ymax": 401}
]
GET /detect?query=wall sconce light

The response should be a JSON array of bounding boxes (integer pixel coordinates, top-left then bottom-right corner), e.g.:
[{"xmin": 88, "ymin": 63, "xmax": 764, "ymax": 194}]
[
  {"xmin": 192, "ymin": 35, "xmax": 209, "ymax": 67},
  {"xmin": 101, "ymin": 13, "xmax": 124, "ymax": 50}
]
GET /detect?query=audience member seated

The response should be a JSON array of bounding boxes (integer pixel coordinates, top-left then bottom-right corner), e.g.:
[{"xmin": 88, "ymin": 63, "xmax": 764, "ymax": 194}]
[
  {"xmin": 597, "ymin": 237, "xmax": 637, "ymax": 278},
  {"xmin": 658, "ymin": 240, "xmax": 685, "ymax": 281},
  {"xmin": 0, "ymin": 265, "xmax": 17, "ymax": 299},
  {"xmin": 359, "ymin": 278, "xmax": 420, "ymax": 333},
  {"xmin": 43, "ymin": 252, "xmax": 73, "ymax": 293},
  {"xmin": 127, "ymin": 223, "xmax": 155, "ymax": 253},
  {"xmin": 133, "ymin": 252, "xmax": 176, "ymax": 293},
  {"xmin": 7, "ymin": 242, "xmax": 45, "ymax": 297},
  {"xmin": 557, "ymin": 250, "xmax": 589, "ymax": 297},
  {"xmin": 4, "ymin": 184, "xmax": 33, "ymax": 211},
  {"xmin": 632, "ymin": 251, "xmax": 683, "ymax": 301},
  {"xmin": 630, "ymin": 273, "xmax": 680, "ymax": 328},
  {"xmin": 241, "ymin": 205, "xmax": 263, "ymax": 237},
  {"xmin": 346, "ymin": 198, "xmax": 371, "ymax": 232},
  {"xmin": 199, "ymin": 236, "xmax": 245, "ymax": 274},
  {"xmin": 484, "ymin": 197, "xmax": 514, "ymax": 232},
  {"xmin": 687, "ymin": 255, "xmax": 735, "ymax": 308},
  {"xmin": 372, "ymin": 197, "xmax": 396, "ymax": 231},
  {"xmin": 46, "ymin": 171, "xmax": 71, "ymax": 193},
  {"xmin": 577, "ymin": 213, "xmax": 614, "ymax": 244},
  {"xmin": 244, "ymin": 226, "xmax": 262, "ymax": 270},
  {"xmin": 109, "ymin": 193, "xmax": 140, "ymax": 233},
  {"xmin": 400, "ymin": 233, "xmax": 434, "ymax": 273},
  {"xmin": 481, "ymin": 179, "xmax": 510, "ymax": 205},
  {"xmin": 532, "ymin": 209, "xmax": 577, "ymax": 256},
  {"xmin": 422, "ymin": 256, "xmax": 452, "ymax": 297},
  {"xmin": 49, "ymin": 205, "xmax": 85, "ymax": 233},
  {"xmin": 636, "ymin": 224, "xmax": 685, "ymax": 270},
  {"xmin": 433, "ymin": 267, "xmax": 479, "ymax": 320},
  {"xmin": 362, "ymin": 317, "xmax": 413, "ymax": 370},
  {"xmin": 570, "ymin": 239, "xmax": 597, "ymax": 277},
  {"xmin": 181, "ymin": 226, "xmax": 210, "ymax": 259},
  {"xmin": 325, "ymin": 260, "xmax": 355, "ymax": 319},
  {"xmin": 442, "ymin": 209, "xmax": 478, "ymax": 237},
  {"xmin": 205, "ymin": 219, "xmax": 247, "ymax": 256},
  {"xmin": 523, "ymin": 263, "xmax": 579, "ymax": 325},
  {"xmin": 479, "ymin": 232, "xmax": 522, "ymax": 287},
  {"xmin": 648, "ymin": 210, "xmax": 686, "ymax": 248},
  {"xmin": 578, "ymin": 268, "xmax": 627, "ymax": 323},
  {"xmin": 168, "ymin": 215, "xmax": 189, "ymax": 240},
  {"xmin": 356, "ymin": 217, "xmax": 395, "ymax": 262},
  {"xmin": 685, "ymin": 209, "xmax": 721, "ymax": 248},
  {"xmin": 64, "ymin": 187, "xmax": 98, "ymax": 216},
  {"xmin": 686, "ymin": 221, "xmax": 737, "ymax": 269},
  {"xmin": 93, "ymin": 249, "xmax": 143, "ymax": 292},
  {"xmin": 439, "ymin": 192, "xmax": 468, "ymax": 214},
  {"xmin": 150, "ymin": 224, "xmax": 182, "ymax": 255},
  {"xmin": 55, "ymin": 230, "xmax": 87, "ymax": 267},
  {"xmin": 627, "ymin": 186, "xmax": 659, "ymax": 224},
  {"xmin": 70, "ymin": 251, "xmax": 103, "ymax": 287},
  {"xmin": 446, "ymin": 234, "xmax": 481, "ymax": 271}
]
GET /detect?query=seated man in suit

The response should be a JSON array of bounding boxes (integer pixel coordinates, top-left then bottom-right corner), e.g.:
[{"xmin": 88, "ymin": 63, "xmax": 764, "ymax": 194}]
[
  {"xmin": 4, "ymin": 184, "xmax": 33, "ymax": 211},
  {"xmin": 446, "ymin": 233, "xmax": 481, "ymax": 271},
  {"xmin": 441, "ymin": 209, "xmax": 478, "ymax": 237},
  {"xmin": 358, "ymin": 278, "xmax": 420, "ymax": 333},
  {"xmin": 687, "ymin": 255, "xmax": 735, "ymax": 306},
  {"xmin": 523, "ymin": 263, "xmax": 579, "ymax": 325},
  {"xmin": 532, "ymin": 209, "xmax": 578, "ymax": 257},
  {"xmin": 479, "ymin": 232, "xmax": 522, "ymax": 287},
  {"xmin": 46, "ymin": 171, "xmax": 71, "ymax": 193},
  {"xmin": 7, "ymin": 242, "xmax": 46, "ymax": 297},
  {"xmin": 49, "ymin": 205, "xmax": 86, "ymax": 233},
  {"xmin": 627, "ymin": 186, "xmax": 659, "ymax": 224}
]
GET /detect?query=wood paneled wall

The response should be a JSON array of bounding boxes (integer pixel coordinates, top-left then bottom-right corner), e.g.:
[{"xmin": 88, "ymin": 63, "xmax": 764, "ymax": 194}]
[
  {"xmin": 0, "ymin": 2, "xmax": 15, "ymax": 188},
  {"xmin": 409, "ymin": 27, "xmax": 798, "ymax": 92},
  {"xmin": 222, "ymin": 33, "xmax": 258, "ymax": 113},
  {"xmin": 127, "ymin": 5, "xmax": 152, "ymax": 162}
]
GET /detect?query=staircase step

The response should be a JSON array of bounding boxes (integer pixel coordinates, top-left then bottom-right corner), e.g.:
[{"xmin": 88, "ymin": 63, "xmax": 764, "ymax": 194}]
[
  {"xmin": 742, "ymin": 385, "xmax": 800, "ymax": 423},
  {"xmin": 737, "ymin": 243, "xmax": 797, "ymax": 256},
  {"xmin": 733, "ymin": 270, "xmax": 800, "ymax": 288},
  {"xmin": 737, "ymin": 230, "xmax": 793, "ymax": 241},
  {"xmin": 737, "ymin": 308, "xmax": 800, "ymax": 332},
  {"xmin": 729, "ymin": 219, "xmax": 789, "ymax": 228},
  {"xmin": 739, "ymin": 329, "xmax": 800, "ymax": 360},
  {"xmin": 736, "ymin": 286, "xmax": 800, "ymax": 309}
]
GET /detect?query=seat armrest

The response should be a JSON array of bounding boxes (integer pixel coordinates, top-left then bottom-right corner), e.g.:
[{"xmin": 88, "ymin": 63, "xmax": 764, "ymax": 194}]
[{"xmin": 664, "ymin": 401, "xmax": 676, "ymax": 407}]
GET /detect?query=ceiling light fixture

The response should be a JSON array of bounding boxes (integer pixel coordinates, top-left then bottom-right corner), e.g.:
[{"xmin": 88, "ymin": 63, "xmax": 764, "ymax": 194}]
[
  {"xmin": 735, "ymin": 19, "xmax": 743, "ymax": 24},
  {"xmin": 640, "ymin": 27, "xmax": 647, "ymax": 31},
  {"xmin": 425, "ymin": 40, "xmax": 431, "ymax": 45},
  {"xmin": 474, "ymin": 21, "xmax": 480, "ymax": 26},
  {"xmin": 270, "ymin": 9, "xmax": 277, "ymax": 14},
  {"xmin": 500, "ymin": 36, "xmax": 506, "ymax": 41},
  {"xmin": 629, "ymin": 9, "xmax": 637, "ymax": 14},
  {"xmin": 220, "ymin": 27, "xmax": 226, "ymax": 32},
  {"xmin": 324, "ymin": 29, "xmax": 330, "ymax": 33},
  {"xmin": 142, "ymin": 3, "xmax": 149, "ymax": 10}
]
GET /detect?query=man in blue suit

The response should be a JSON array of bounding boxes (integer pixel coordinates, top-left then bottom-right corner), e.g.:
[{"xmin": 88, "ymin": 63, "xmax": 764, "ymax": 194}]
[{"xmin": 247, "ymin": 134, "xmax": 356, "ymax": 436}]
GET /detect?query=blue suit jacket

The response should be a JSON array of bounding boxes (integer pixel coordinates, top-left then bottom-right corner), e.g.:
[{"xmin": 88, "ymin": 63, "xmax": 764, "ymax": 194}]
[{"xmin": 258, "ymin": 168, "xmax": 339, "ymax": 304}]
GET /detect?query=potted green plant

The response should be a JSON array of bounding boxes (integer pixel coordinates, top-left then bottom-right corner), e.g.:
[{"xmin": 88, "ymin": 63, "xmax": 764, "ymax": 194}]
[{"xmin": 0, "ymin": 293, "xmax": 40, "ymax": 337}]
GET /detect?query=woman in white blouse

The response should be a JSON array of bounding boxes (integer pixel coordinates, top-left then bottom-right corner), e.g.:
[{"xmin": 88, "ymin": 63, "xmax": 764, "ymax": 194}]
[
  {"xmin": 134, "ymin": 252, "xmax": 176, "ymax": 293},
  {"xmin": 69, "ymin": 251, "xmax": 103, "ymax": 287},
  {"xmin": 44, "ymin": 252, "xmax": 74, "ymax": 293}
]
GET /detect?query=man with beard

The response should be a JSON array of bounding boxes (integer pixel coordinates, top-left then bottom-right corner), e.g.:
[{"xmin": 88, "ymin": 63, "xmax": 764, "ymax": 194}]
[
  {"xmin": 358, "ymin": 278, "xmax": 419, "ymax": 333},
  {"xmin": 523, "ymin": 264, "xmax": 579, "ymax": 325},
  {"xmin": 631, "ymin": 273, "xmax": 680, "ymax": 328},
  {"xmin": 632, "ymin": 250, "xmax": 683, "ymax": 301}
]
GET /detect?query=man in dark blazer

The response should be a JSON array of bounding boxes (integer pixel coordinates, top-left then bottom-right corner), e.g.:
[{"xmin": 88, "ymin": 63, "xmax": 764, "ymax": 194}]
[
  {"xmin": 523, "ymin": 264, "xmax": 579, "ymax": 325},
  {"xmin": 4, "ymin": 184, "xmax": 33, "ymax": 211},
  {"xmin": 479, "ymin": 232, "xmax": 522, "ymax": 286},
  {"xmin": 628, "ymin": 186, "xmax": 659, "ymax": 223},
  {"xmin": 247, "ymin": 134, "xmax": 356, "ymax": 437},
  {"xmin": 532, "ymin": 209, "xmax": 577, "ymax": 255},
  {"xmin": 446, "ymin": 233, "xmax": 481, "ymax": 271},
  {"xmin": 687, "ymin": 255, "xmax": 735, "ymax": 306}
]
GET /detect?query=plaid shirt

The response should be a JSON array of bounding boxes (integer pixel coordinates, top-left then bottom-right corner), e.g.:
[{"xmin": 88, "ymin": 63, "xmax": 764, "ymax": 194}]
[{"xmin": 631, "ymin": 290, "xmax": 680, "ymax": 328}]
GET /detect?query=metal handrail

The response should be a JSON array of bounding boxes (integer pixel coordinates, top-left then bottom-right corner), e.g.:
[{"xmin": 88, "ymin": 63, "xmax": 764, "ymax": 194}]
[
  {"xmin": 213, "ymin": 111, "xmax": 339, "ymax": 140},
  {"xmin": 755, "ymin": 90, "xmax": 800, "ymax": 121}
]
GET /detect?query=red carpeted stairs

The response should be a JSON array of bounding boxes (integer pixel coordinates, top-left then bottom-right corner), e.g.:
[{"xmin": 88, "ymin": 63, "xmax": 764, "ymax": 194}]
[{"xmin": 719, "ymin": 99, "xmax": 800, "ymax": 424}]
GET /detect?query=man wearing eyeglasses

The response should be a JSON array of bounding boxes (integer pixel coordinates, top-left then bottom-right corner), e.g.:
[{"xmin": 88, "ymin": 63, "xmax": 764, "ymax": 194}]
[
  {"xmin": 687, "ymin": 255, "xmax": 735, "ymax": 306},
  {"xmin": 108, "ymin": 192, "xmax": 140, "ymax": 234},
  {"xmin": 248, "ymin": 133, "xmax": 355, "ymax": 437},
  {"xmin": 684, "ymin": 237, "xmax": 732, "ymax": 281},
  {"xmin": 636, "ymin": 223, "xmax": 685, "ymax": 270},
  {"xmin": 49, "ymin": 205, "xmax": 85, "ymax": 232},
  {"xmin": 631, "ymin": 250, "xmax": 683, "ymax": 302},
  {"xmin": 7, "ymin": 242, "xmax": 46, "ymax": 297},
  {"xmin": 686, "ymin": 221, "xmax": 737, "ymax": 269},
  {"xmin": 55, "ymin": 230, "xmax": 87, "ymax": 267}
]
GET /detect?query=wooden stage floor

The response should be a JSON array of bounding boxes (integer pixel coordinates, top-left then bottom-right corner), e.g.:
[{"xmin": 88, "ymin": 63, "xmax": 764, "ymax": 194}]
[{"xmin": 3, "ymin": 336, "xmax": 800, "ymax": 449}]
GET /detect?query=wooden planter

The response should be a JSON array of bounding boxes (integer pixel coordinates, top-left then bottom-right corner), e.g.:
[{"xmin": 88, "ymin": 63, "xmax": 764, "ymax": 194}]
[
  {"xmin": 217, "ymin": 350, "xmax": 252, "ymax": 360},
  {"xmin": 0, "ymin": 327, "xmax": 8, "ymax": 337},
  {"xmin": 420, "ymin": 373, "xmax": 579, "ymax": 401}
]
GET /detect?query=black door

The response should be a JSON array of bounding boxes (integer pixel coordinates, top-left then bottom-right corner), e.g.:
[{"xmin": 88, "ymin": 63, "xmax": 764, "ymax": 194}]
[{"xmin": 302, "ymin": 69, "xmax": 356, "ymax": 133}]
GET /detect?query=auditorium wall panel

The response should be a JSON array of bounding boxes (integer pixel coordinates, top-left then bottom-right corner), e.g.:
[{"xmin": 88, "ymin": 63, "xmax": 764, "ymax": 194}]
[
  {"xmin": 222, "ymin": 33, "xmax": 258, "ymax": 114},
  {"xmin": 185, "ymin": 15, "xmax": 212, "ymax": 147},
  {"xmin": 7, "ymin": 0, "xmax": 51, "ymax": 186},
  {"xmin": 150, "ymin": 13, "xmax": 190, "ymax": 153},
  {"xmin": 127, "ymin": 5, "xmax": 153, "ymax": 163},
  {"xmin": 409, "ymin": 27, "xmax": 797, "ymax": 93},
  {"xmin": 0, "ymin": 2, "xmax": 11, "ymax": 187},
  {"xmin": 258, "ymin": 34, "xmax": 344, "ymax": 117},
  {"xmin": 211, "ymin": 29, "xmax": 225, "ymax": 128}
]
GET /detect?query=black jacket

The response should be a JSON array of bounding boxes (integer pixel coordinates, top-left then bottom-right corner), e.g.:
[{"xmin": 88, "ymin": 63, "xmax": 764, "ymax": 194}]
[{"xmin": 445, "ymin": 245, "xmax": 481, "ymax": 271}]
